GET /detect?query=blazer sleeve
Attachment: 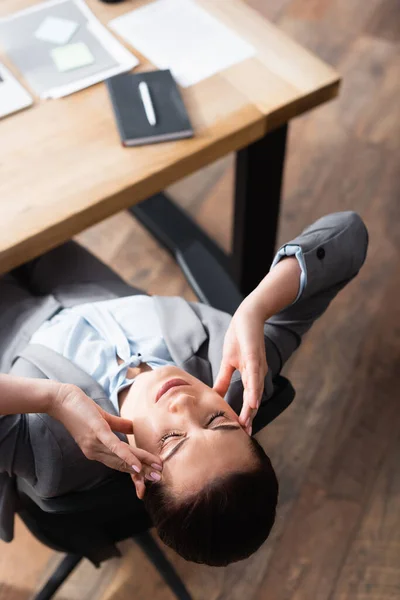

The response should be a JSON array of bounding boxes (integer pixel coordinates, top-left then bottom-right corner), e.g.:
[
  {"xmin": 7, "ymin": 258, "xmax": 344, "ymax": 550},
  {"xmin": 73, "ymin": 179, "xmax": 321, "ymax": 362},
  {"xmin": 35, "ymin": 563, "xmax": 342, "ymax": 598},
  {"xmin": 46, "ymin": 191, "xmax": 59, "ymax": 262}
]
[
  {"xmin": 0, "ymin": 414, "xmax": 35, "ymax": 479},
  {"xmin": 264, "ymin": 211, "xmax": 369, "ymax": 375},
  {"xmin": 0, "ymin": 359, "xmax": 44, "ymax": 480}
]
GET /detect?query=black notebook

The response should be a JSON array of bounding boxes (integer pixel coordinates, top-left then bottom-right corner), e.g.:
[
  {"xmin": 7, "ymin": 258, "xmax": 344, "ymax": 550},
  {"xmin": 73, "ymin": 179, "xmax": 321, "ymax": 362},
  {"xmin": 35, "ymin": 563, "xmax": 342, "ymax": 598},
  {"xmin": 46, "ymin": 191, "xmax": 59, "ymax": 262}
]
[{"xmin": 106, "ymin": 70, "xmax": 194, "ymax": 147}]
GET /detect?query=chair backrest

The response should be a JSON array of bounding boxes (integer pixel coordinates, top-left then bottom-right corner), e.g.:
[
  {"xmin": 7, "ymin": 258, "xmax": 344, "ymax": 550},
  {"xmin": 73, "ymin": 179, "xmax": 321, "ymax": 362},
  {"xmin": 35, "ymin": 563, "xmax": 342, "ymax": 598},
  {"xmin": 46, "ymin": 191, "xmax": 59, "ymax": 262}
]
[
  {"xmin": 252, "ymin": 375, "xmax": 295, "ymax": 434},
  {"xmin": 17, "ymin": 473, "xmax": 151, "ymax": 565},
  {"xmin": 16, "ymin": 372, "xmax": 295, "ymax": 564}
]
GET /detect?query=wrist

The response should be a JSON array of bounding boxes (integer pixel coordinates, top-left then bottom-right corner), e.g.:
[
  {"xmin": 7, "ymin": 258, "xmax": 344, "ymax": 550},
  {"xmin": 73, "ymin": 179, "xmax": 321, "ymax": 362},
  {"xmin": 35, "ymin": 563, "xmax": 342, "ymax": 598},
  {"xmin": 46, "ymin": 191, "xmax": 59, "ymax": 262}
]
[
  {"xmin": 238, "ymin": 292, "xmax": 269, "ymax": 323},
  {"xmin": 246, "ymin": 257, "xmax": 301, "ymax": 321},
  {"xmin": 46, "ymin": 382, "xmax": 75, "ymax": 417}
]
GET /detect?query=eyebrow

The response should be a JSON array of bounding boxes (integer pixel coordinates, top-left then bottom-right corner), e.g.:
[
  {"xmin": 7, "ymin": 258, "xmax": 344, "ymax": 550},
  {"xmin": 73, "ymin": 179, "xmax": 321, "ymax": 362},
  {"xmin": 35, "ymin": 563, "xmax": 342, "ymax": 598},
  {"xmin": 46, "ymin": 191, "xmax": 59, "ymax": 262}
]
[
  {"xmin": 212, "ymin": 424, "xmax": 241, "ymax": 432},
  {"xmin": 163, "ymin": 424, "xmax": 241, "ymax": 462}
]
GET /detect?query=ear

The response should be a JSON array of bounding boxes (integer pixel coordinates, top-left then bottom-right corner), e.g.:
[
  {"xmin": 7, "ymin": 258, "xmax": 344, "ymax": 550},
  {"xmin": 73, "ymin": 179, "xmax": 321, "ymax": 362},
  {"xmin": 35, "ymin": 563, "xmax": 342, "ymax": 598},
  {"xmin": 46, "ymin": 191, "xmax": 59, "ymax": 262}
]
[{"xmin": 130, "ymin": 473, "xmax": 146, "ymax": 500}]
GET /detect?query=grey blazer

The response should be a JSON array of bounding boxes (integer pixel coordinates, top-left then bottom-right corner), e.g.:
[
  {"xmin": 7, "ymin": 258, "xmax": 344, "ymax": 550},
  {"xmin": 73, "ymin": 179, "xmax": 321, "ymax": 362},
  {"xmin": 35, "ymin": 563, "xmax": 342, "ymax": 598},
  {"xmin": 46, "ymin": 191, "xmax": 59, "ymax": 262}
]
[{"xmin": 0, "ymin": 211, "xmax": 368, "ymax": 542}]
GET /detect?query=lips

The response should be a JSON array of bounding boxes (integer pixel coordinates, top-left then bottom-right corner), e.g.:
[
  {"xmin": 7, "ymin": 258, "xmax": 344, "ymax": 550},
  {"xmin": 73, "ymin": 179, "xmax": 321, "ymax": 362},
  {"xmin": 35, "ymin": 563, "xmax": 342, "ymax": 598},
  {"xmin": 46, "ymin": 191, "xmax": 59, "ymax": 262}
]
[{"xmin": 155, "ymin": 378, "xmax": 189, "ymax": 402}]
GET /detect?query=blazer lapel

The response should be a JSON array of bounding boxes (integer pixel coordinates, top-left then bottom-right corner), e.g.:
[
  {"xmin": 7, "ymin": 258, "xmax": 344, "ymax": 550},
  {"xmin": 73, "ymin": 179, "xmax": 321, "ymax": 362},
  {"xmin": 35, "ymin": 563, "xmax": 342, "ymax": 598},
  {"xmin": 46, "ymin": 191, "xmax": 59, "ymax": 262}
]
[
  {"xmin": 153, "ymin": 296, "xmax": 208, "ymax": 365},
  {"xmin": 16, "ymin": 344, "xmax": 118, "ymax": 416}
]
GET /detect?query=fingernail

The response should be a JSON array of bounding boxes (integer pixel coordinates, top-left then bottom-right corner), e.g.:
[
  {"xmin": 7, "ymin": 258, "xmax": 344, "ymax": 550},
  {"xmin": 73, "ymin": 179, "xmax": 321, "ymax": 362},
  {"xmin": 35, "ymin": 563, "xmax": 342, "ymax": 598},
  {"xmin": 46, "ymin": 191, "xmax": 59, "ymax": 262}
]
[
  {"xmin": 132, "ymin": 465, "xmax": 141, "ymax": 473},
  {"xmin": 150, "ymin": 471, "xmax": 161, "ymax": 481},
  {"xmin": 245, "ymin": 418, "xmax": 250, "ymax": 428},
  {"xmin": 248, "ymin": 426, "xmax": 253, "ymax": 436},
  {"xmin": 151, "ymin": 463, "xmax": 162, "ymax": 471}
]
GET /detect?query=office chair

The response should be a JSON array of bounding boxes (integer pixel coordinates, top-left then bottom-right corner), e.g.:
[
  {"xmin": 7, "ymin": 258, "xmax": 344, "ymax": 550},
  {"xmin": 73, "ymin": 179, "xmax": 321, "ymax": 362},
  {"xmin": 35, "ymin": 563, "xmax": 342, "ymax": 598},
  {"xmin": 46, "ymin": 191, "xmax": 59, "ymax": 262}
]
[{"xmin": 16, "ymin": 194, "xmax": 295, "ymax": 600}]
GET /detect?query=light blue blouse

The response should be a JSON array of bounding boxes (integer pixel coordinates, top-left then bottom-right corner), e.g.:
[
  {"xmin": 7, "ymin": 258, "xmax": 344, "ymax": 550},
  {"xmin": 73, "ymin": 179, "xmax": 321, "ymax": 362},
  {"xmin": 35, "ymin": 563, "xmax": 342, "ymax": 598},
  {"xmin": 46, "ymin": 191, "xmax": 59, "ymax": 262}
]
[
  {"xmin": 30, "ymin": 246, "xmax": 306, "ymax": 414},
  {"xmin": 30, "ymin": 295, "xmax": 175, "ymax": 413}
]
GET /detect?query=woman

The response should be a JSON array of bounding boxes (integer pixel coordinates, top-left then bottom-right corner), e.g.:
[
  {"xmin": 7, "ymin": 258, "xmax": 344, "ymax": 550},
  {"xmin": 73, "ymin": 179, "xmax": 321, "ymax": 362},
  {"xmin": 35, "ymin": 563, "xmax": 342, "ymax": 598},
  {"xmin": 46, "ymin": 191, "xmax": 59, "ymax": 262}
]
[{"xmin": 0, "ymin": 211, "xmax": 368, "ymax": 565}]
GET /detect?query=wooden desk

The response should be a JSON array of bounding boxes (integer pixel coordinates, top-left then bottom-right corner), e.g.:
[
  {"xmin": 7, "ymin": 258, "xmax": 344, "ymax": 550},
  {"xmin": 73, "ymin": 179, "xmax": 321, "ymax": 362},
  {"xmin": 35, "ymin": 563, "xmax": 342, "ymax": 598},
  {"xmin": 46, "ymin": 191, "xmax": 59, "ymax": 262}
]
[{"xmin": 0, "ymin": 0, "xmax": 340, "ymax": 296}]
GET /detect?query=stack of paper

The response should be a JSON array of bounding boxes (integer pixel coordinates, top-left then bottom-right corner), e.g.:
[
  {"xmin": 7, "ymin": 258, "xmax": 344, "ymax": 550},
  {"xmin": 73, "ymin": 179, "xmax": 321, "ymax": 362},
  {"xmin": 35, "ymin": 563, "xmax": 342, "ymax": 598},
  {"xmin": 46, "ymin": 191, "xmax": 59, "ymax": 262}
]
[
  {"xmin": 110, "ymin": 0, "xmax": 256, "ymax": 88},
  {"xmin": 0, "ymin": 0, "xmax": 139, "ymax": 99},
  {"xmin": 0, "ymin": 62, "xmax": 33, "ymax": 118}
]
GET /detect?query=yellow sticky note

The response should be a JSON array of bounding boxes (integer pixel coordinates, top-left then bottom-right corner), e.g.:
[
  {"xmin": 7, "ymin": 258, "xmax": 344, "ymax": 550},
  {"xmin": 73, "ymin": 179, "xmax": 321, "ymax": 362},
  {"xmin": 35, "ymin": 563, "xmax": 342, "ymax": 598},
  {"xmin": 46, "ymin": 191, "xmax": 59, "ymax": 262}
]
[{"xmin": 51, "ymin": 42, "xmax": 94, "ymax": 73}]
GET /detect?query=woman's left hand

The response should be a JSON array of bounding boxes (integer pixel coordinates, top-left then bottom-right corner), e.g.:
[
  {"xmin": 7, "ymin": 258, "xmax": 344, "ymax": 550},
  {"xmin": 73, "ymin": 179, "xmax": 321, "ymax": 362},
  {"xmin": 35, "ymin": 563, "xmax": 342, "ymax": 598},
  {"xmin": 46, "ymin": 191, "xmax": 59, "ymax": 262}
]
[
  {"xmin": 213, "ymin": 298, "xmax": 268, "ymax": 435},
  {"xmin": 48, "ymin": 383, "xmax": 162, "ymax": 477}
]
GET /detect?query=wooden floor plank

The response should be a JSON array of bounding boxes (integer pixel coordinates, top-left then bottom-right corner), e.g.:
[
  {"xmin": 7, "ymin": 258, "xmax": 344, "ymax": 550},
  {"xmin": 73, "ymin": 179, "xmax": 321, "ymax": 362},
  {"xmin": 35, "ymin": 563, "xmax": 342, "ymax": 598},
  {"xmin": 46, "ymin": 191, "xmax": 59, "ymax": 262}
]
[
  {"xmin": 0, "ymin": 518, "xmax": 53, "ymax": 600},
  {"xmin": 331, "ymin": 431, "xmax": 400, "ymax": 600},
  {"xmin": 365, "ymin": 0, "xmax": 400, "ymax": 42},
  {"xmin": 246, "ymin": 0, "xmax": 293, "ymax": 21},
  {"xmin": 355, "ymin": 44, "xmax": 400, "ymax": 151},
  {"xmin": 279, "ymin": 0, "xmax": 383, "ymax": 65}
]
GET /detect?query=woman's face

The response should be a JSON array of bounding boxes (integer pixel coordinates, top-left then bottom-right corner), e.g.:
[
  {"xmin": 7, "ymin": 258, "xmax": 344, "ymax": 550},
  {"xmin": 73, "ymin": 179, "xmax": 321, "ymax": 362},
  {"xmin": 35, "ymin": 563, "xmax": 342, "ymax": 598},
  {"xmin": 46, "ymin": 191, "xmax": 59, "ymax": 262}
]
[{"xmin": 120, "ymin": 365, "xmax": 254, "ymax": 498}]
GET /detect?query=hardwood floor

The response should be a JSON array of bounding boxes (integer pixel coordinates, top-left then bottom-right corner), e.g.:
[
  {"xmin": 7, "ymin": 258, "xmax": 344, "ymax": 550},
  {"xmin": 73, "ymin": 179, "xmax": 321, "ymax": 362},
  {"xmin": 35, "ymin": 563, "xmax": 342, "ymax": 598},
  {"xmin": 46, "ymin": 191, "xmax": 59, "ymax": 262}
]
[{"xmin": 1, "ymin": 1, "xmax": 399, "ymax": 599}]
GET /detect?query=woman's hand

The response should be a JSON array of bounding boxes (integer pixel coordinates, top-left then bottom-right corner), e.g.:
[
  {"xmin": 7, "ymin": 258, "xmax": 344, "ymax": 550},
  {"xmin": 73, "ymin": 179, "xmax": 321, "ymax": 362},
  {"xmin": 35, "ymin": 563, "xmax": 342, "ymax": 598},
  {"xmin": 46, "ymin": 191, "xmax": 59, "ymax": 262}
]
[
  {"xmin": 213, "ymin": 298, "xmax": 268, "ymax": 435},
  {"xmin": 48, "ymin": 383, "xmax": 162, "ymax": 479}
]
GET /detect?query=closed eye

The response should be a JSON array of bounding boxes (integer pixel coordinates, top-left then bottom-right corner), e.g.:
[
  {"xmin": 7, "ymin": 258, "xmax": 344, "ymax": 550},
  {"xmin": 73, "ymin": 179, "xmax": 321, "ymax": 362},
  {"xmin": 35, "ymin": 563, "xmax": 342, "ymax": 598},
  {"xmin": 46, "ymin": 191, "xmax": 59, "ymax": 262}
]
[
  {"xmin": 162, "ymin": 424, "xmax": 241, "ymax": 462},
  {"xmin": 160, "ymin": 411, "xmax": 241, "ymax": 461},
  {"xmin": 159, "ymin": 431, "xmax": 183, "ymax": 450},
  {"xmin": 206, "ymin": 410, "xmax": 227, "ymax": 426},
  {"xmin": 206, "ymin": 411, "xmax": 241, "ymax": 431},
  {"xmin": 159, "ymin": 412, "xmax": 226, "ymax": 450}
]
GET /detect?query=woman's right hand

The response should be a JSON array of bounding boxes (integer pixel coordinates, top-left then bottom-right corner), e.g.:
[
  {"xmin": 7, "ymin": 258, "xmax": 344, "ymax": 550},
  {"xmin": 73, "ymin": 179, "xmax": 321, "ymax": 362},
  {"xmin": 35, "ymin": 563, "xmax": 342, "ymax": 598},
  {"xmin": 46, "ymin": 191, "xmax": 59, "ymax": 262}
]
[
  {"xmin": 48, "ymin": 383, "xmax": 163, "ymax": 482},
  {"xmin": 213, "ymin": 297, "xmax": 268, "ymax": 435}
]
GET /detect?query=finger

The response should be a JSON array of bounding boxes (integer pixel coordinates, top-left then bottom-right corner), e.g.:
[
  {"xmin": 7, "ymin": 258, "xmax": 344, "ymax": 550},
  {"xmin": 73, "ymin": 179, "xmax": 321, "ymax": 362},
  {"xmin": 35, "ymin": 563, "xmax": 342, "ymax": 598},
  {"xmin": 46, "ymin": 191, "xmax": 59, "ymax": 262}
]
[
  {"xmin": 238, "ymin": 401, "xmax": 252, "ymax": 427},
  {"xmin": 133, "ymin": 476, "xmax": 146, "ymax": 500},
  {"xmin": 94, "ymin": 451, "xmax": 140, "ymax": 474},
  {"xmin": 244, "ymin": 380, "xmax": 260, "ymax": 410},
  {"xmin": 244, "ymin": 409, "xmax": 258, "ymax": 436},
  {"xmin": 101, "ymin": 412, "xmax": 134, "ymax": 435},
  {"xmin": 213, "ymin": 362, "xmax": 235, "ymax": 397},
  {"xmin": 96, "ymin": 427, "xmax": 143, "ymax": 472},
  {"xmin": 244, "ymin": 360, "xmax": 265, "ymax": 409},
  {"xmin": 126, "ymin": 463, "xmax": 162, "ymax": 483},
  {"xmin": 239, "ymin": 402, "xmax": 258, "ymax": 429},
  {"xmin": 144, "ymin": 470, "xmax": 162, "ymax": 483},
  {"xmin": 133, "ymin": 447, "xmax": 163, "ymax": 470}
]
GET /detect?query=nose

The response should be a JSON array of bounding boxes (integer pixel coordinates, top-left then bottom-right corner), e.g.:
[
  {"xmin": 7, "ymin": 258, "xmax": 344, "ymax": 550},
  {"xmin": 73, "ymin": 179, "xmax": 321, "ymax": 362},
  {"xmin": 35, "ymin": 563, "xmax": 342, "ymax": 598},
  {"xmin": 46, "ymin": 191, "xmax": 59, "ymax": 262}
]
[{"xmin": 168, "ymin": 392, "xmax": 197, "ymax": 413}]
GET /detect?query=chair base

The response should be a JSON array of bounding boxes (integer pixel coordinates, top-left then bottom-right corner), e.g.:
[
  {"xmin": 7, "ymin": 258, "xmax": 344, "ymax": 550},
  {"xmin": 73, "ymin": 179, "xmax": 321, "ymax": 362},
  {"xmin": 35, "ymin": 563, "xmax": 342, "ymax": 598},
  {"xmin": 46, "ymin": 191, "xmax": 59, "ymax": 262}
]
[
  {"xmin": 135, "ymin": 531, "xmax": 193, "ymax": 600},
  {"xmin": 32, "ymin": 532, "xmax": 192, "ymax": 600},
  {"xmin": 34, "ymin": 554, "xmax": 82, "ymax": 600}
]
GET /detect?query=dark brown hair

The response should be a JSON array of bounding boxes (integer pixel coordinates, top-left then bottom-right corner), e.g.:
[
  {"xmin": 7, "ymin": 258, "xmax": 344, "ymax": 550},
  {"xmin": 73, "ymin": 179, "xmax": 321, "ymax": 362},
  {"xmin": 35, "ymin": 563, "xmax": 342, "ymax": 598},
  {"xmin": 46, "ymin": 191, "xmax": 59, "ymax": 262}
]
[{"xmin": 143, "ymin": 437, "xmax": 278, "ymax": 566}]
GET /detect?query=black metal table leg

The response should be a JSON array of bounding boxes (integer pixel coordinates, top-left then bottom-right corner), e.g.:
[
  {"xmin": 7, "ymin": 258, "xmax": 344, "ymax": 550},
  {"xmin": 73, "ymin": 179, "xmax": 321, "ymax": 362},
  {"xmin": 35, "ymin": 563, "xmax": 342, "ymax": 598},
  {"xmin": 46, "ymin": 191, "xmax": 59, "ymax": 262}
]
[
  {"xmin": 130, "ymin": 194, "xmax": 243, "ymax": 314},
  {"xmin": 34, "ymin": 554, "xmax": 82, "ymax": 600},
  {"xmin": 233, "ymin": 124, "xmax": 288, "ymax": 297},
  {"xmin": 130, "ymin": 124, "xmax": 288, "ymax": 308}
]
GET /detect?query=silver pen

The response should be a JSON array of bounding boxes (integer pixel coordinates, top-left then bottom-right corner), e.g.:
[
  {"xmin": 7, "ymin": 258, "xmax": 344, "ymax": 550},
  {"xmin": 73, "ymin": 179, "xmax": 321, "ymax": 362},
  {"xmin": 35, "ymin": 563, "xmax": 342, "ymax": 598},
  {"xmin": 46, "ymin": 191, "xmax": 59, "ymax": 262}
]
[{"xmin": 138, "ymin": 81, "xmax": 157, "ymax": 127}]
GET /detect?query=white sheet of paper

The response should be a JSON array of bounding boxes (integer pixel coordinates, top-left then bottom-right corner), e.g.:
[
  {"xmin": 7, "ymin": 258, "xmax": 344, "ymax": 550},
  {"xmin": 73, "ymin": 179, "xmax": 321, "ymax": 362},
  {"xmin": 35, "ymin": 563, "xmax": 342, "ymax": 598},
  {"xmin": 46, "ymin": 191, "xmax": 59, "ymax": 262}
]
[
  {"xmin": 0, "ymin": 62, "xmax": 33, "ymax": 118},
  {"xmin": 0, "ymin": 0, "xmax": 140, "ymax": 100},
  {"xmin": 35, "ymin": 15, "xmax": 79, "ymax": 45},
  {"xmin": 109, "ymin": 0, "xmax": 256, "ymax": 88}
]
